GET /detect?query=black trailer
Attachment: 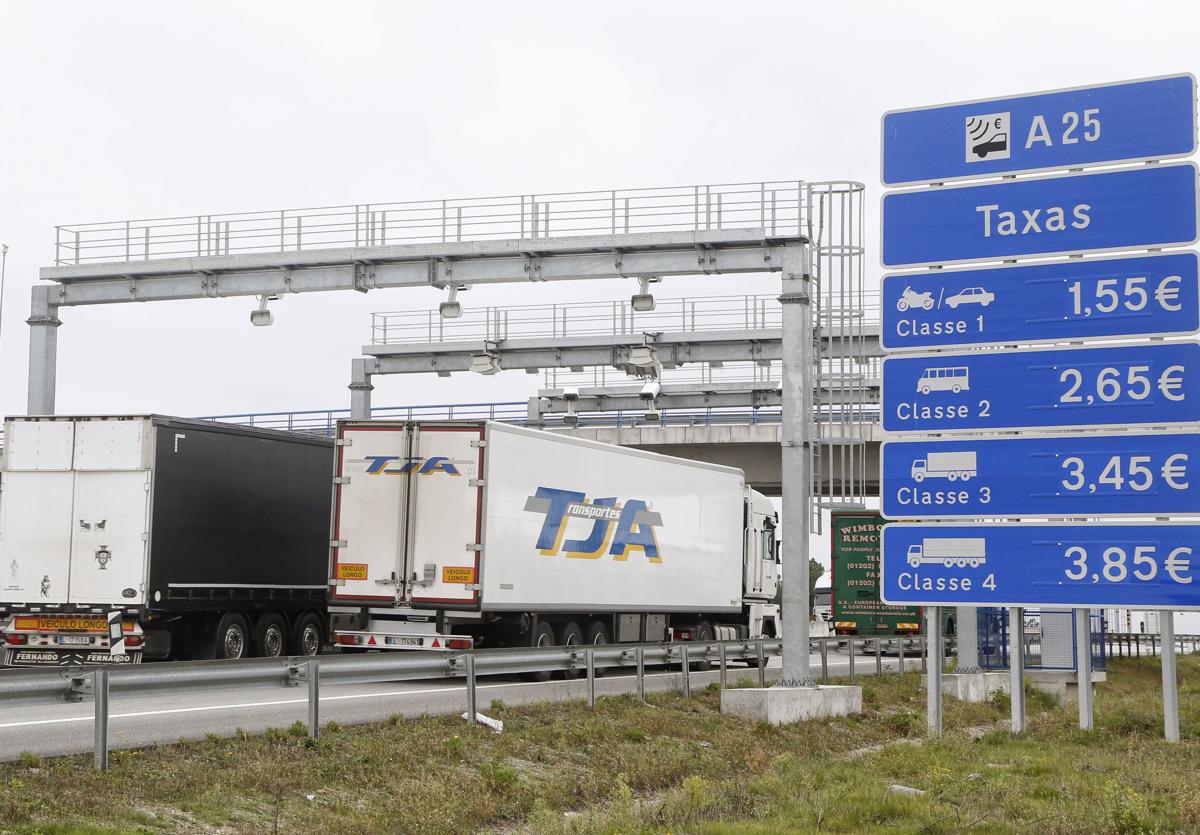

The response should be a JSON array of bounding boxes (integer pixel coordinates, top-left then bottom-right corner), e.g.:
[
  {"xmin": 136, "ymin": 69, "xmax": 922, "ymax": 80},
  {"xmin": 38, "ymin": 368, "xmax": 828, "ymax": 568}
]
[{"xmin": 0, "ymin": 415, "xmax": 333, "ymax": 665}]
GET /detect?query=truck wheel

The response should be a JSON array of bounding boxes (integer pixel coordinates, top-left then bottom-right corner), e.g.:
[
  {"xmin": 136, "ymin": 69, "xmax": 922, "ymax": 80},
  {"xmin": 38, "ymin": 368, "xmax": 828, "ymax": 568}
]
[
  {"xmin": 253, "ymin": 612, "xmax": 287, "ymax": 658},
  {"xmin": 521, "ymin": 622, "xmax": 556, "ymax": 683},
  {"xmin": 690, "ymin": 622, "xmax": 714, "ymax": 671},
  {"xmin": 583, "ymin": 621, "xmax": 610, "ymax": 677},
  {"xmin": 213, "ymin": 613, "xmax": 250, "ymax": 660},
  {"xmin": 557, "ymin": 621, "xmax": 583, "ymax": 679},
  {"xmin": 291, "ymin": 612, "xmax": 324, "ymax": 657}
]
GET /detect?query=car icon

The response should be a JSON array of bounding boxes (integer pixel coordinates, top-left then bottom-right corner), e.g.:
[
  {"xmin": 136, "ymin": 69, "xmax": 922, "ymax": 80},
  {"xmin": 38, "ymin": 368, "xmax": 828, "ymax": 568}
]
[
  {"xmin": 945, "ymin": 287, "xmax": 995, "ymax": 309},
  {"xmin": 972, "ymin": 133, "xmax": 1008, "ymax": 158}
]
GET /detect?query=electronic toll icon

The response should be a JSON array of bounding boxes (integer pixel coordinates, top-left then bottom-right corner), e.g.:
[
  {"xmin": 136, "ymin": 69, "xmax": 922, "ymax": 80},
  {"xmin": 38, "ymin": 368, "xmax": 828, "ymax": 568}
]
[{"xmin": 965, "ymin": 112, "xmax": 1010, "ymax": 162}]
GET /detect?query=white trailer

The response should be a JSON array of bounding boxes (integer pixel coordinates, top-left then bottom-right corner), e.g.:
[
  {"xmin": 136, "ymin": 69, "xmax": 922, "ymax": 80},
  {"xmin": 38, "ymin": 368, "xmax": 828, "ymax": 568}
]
[
  {"xmin": 328, "ymin": 421, "xmax": 780, "ymax": 664},
  {"xmin": 910, "ymin": 451, "xmax": 976, "ymax": 482},
  {"xmin": 906, "ymin": 538, "xmax": 987, "ymax": 568}
]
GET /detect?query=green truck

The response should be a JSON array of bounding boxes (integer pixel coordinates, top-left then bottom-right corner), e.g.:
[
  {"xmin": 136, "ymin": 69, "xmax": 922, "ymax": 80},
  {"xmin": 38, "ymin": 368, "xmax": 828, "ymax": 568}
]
[{"xmin": 830, "ymin": 512, "xmax": 922, "ymax": 636}]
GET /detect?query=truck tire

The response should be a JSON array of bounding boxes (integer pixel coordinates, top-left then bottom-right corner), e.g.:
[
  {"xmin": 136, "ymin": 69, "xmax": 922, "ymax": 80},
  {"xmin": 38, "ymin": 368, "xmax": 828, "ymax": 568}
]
[
  {"xmin": 583, "ymin": 621, "xmax": 610, "ymax": 677},
  {"xmin": 557, "ymin": 621, "xmax": 583, "ymax": 679},
  {"xmin": 213, "ymin": 613, "xmax": 250, "ymax": 660},
  {"xmin": 253, "ymin": 612, "xmax": 287, "ymax": 658},
  {"xmin": 521, "ymin": 621, "xmax": 556, "ymax": 683},
  {"xmin": 291, "ymin": 612, "xmax": 324, "ymax": 657}
]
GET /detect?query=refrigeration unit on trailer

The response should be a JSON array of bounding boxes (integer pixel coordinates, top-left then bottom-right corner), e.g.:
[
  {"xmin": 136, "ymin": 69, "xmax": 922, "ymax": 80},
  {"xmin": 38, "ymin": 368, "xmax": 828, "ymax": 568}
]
[
  {"xmin": 0, "ymin": 416, "xmax": 333, "ymax": 666},
  {"xmin": 328, "ymin": 421, "xmax": 780, "ymax": 656}
]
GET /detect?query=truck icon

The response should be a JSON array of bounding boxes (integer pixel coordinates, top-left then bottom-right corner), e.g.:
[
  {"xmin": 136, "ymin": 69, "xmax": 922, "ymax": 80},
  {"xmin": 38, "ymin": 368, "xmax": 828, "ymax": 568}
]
[
  {"xmin": 907, "ymin": 538, "xmax": 986, "ymax": 569},
  {"xmin": 911, "ymin": 451, "xmax": 976, "ymax": 482}
]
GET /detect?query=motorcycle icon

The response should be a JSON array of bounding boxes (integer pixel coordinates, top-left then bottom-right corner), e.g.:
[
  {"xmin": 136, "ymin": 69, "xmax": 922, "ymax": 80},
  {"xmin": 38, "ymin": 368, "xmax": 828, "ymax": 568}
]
[{"xmin": 896, "ymin": 286, "xmax": 934, "ymax": 312}]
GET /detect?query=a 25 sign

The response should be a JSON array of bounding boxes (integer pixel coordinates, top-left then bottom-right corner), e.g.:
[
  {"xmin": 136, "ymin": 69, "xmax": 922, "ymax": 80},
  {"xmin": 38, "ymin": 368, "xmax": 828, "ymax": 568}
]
[{"xmin": 881, "ymin": 522, "xmax": 1200, "ymax": 609}]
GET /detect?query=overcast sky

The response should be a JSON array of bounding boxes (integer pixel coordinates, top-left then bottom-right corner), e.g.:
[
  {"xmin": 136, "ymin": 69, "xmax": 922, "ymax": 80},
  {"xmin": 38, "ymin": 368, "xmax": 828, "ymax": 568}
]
[{"xmin": 1, "ymin": 0, "xmax": 1195, "ymax": 416}]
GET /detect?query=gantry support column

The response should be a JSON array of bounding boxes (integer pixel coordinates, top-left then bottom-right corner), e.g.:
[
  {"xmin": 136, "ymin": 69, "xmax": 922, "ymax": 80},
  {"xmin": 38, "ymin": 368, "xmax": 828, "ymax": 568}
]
[
  {"xmin": 777, "ymin": 242, "xmax": 815, "ymax": 687},
  {"xmin": 26, "ymin": 285, "xmax": 61, "ymax": 415},
  {"xmin": 349, "ymin": 358, "xmax": 374, "ymax": 420}
]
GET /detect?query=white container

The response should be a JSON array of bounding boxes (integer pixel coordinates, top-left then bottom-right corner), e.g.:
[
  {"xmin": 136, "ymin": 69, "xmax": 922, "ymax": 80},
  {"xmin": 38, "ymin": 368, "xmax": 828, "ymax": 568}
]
[{"xmin": 331, "ymin": 421, "xmax": 751, "ymax": 614}]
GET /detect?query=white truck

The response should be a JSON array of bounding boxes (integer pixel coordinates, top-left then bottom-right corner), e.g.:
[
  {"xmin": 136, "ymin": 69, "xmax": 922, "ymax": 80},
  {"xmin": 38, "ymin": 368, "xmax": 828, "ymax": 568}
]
[
  {"xmin": 910, "ymin": 451, "xmax": 977, "ymax": 482},
  {"xmin": 327, "ymin": 421, "xmax": 781, "ymax": 665},
  {"xmin": 906, "ymin": 538, "xmax": 987, "ymax": 569}
]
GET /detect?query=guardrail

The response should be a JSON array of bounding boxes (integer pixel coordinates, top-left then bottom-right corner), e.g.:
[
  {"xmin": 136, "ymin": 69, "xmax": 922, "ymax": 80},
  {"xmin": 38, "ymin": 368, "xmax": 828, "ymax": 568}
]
[
  {"xmin": 53, "ymin": 180, "xmax": 807, "ymax": 266},
  {"xmin": 197, "ymin": 401, "xmax": 530, "ymax": 436},
  {"xmin": 1106, "ymin": 631, "xmax": 1195, "ymax": 658},
  {"xmin": 6, "ymin": 630, "xmax": 1195, "ymax": 770},
  {"xmin": 371, "ymin": 294, "xmax": 784, "ymax": 346},
  {"xmin": 4, "ymin": 635, "xmax": 946, "ymax": 771},
  {"xmin": 197, "ymin": 404, "xmax": 883, "ymax": 435}
]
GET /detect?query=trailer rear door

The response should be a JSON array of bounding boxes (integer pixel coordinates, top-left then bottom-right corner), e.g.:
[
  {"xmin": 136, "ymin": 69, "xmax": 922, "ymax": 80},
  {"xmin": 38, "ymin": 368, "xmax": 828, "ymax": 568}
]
[
  {"xmin": 330, "ymin": 424, "xmax": 411, "ymax": 603},
  {"xmin": 1, "ymin": 421, "xmax": 76, "ymax": 604},
  {"xmin": 408, "ymin": 424, "xmax": 483, "ymax": 607}
]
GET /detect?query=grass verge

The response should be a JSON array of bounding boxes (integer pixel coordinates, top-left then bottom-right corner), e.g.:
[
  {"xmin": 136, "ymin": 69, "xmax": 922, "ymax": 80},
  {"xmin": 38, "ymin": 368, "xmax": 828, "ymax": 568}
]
[{"xmin": 3, "ymin": 656, "xmax": 1200, "ymax": 833}]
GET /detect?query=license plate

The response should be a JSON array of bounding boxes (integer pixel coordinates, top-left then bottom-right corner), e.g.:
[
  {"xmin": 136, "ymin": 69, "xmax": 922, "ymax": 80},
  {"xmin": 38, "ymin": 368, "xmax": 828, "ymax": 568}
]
[
  {"xmin": 386, "ymin": 636, "xmax": 424, "ymax": 646},
  {"xmin": 58, "ymin": 635, "xmax": 92, "ymax": 646}
]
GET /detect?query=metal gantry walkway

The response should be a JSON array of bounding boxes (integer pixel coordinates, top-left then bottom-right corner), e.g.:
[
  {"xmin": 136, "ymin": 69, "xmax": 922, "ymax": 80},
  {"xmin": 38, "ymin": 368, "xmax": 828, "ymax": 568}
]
[{"xmin": 30, "ymin": 179, "xmax": 817, "ymax": 415}]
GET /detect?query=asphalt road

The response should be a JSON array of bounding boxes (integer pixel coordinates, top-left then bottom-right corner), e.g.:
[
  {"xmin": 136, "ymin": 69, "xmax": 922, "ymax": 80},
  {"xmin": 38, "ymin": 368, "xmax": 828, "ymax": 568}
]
[{"xmin": 0, "ymin": 647, "xmax": 920, "ymax": 761}]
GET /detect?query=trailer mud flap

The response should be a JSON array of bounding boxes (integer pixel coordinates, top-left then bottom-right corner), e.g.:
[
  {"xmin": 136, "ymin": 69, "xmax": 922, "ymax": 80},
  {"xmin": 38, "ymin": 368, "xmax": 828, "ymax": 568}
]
[{"xmin": 4, "ymin": 648, "xmax": 141, "ymax": 667}]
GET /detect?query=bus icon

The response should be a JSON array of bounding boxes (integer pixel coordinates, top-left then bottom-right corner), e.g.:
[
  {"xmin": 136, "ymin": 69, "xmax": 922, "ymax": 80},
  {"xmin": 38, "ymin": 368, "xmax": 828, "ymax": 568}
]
[{"xmin": 917, "ymin": 366, "xmax": 969, "ymax": 395}]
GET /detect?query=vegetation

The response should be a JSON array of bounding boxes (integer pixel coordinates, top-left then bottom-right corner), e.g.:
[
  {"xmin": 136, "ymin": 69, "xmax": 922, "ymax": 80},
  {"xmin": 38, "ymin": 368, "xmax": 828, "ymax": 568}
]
[{"xmin": 2, "ymin": 656, "xmax": 1200, "ymax": 833}]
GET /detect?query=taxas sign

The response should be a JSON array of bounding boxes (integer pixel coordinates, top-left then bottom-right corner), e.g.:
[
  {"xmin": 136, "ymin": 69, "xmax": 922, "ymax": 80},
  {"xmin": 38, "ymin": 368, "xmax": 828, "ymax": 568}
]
[
  {"xmin": 882, "ymin": 522, "xmax": 1200, "ymax": 609},
  {"xmin": 882, "ymin": 342, "xmax": 1200, "ymax": 434},
  {"xmin": 881, "ymin": 252, "xmax": 1200, "ymax": 352},
  {"xmin": 882, "ymin": 432, "xmax": 1200, "ymax": 519},
  {"xmin": 882, "ymin": 74, "xmax": 1197, "ymax": 185},
  {"xmin": 881, "ymin": 163, "xmax": 1198, "ymax": 268}
]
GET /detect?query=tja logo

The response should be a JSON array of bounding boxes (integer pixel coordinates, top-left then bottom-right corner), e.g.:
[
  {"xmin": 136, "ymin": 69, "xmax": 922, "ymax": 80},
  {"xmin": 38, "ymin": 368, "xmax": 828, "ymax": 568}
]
[
  {"xmin": 524, "ymin": 486, "xmax": 662, "ymax": 562},
  {"xmin": 363, "ymin": 455, "xmax": 461, "ymax": 476}
]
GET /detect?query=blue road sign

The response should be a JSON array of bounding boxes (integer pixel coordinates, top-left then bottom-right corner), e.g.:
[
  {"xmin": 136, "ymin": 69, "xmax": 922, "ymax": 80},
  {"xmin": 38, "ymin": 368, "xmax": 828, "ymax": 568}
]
[
  {"xmin": 881, "ymin": 522, "xmax": 1200, "ymax": 609},
  {"xmin": 882, "ymin": 341, "xmax": 1200, "ymax": 434},
  {"xmin": 881, "ymin": 163, "xmax": 1198, "ymax": 268},
  {"xmin": 881, "ymin": 252, "xmax": 1200, "ymax": 352},
  {"xmin": 882, "ymin": 74, "xmax": 1197, "ymax": 186},
  {"xmin": 881, "ymin": 432, "xmax": 1200, "ymax": 519}
]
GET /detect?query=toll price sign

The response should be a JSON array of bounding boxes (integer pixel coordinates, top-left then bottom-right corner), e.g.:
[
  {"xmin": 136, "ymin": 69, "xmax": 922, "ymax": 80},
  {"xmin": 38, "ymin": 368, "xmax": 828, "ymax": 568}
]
[
  {"xmin": 881, "ymin": 163, "xmax": 1198, "ymax": 268},
  {"xmin": 881, "ymin": 252, "xmax": 1200, "ymax": 352},
  {"xmin": 881, "ymin": 432, "xmax": 1200, "ymax": 519},
  {"xmin": 882, "ymin": 73, "xmax": 1197, "ymax": 185},
  {"xmin": 882, "ymin": 342, "xmax": 1200, "ymax": 434},
  {"xmin": 881, "ymin": 522, "xmax": 1200, "ymax": 609}
]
